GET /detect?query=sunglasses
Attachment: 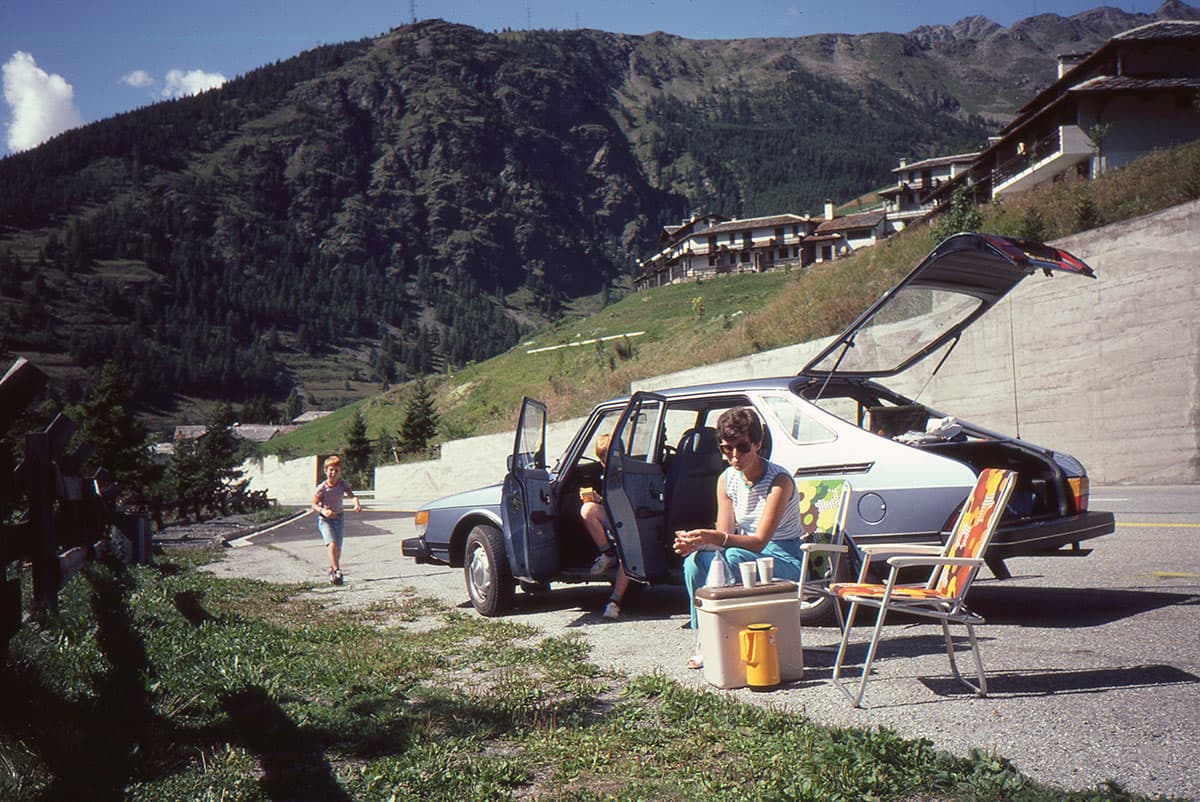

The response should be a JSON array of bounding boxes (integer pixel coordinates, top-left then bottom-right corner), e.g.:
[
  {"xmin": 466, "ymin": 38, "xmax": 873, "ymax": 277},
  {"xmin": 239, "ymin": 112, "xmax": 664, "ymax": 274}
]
[{"xmin": 719, "ymin": 440, "xmax": 755, "ymax": 455}]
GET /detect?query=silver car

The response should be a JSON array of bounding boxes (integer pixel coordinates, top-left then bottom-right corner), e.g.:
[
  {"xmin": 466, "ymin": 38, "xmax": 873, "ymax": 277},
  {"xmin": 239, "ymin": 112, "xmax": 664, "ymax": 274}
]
[{"xmin": 403, "ymin": 233, "xmax": 1115, "ymax": 622}]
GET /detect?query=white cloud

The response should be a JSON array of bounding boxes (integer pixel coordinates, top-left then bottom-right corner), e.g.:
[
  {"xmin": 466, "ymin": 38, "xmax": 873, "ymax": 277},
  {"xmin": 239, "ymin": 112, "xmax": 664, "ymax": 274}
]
[
  {"xmin": 2, "ymin": 51, "xmax": 84, "ymax": 152},
  {"xmin": 122, "ymin": 69, "xmax": 154, "ymax": 89},
  {"xmin": 161, "ymin": 68, "xmax": 227, "ymax": 99}
]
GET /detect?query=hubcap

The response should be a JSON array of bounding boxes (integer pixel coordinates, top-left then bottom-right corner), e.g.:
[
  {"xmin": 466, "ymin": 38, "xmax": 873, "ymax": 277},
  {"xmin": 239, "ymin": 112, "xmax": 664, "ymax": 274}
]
[{"xmin": 468, "ymin": 543, "xmax": 491, "ymax": 601}]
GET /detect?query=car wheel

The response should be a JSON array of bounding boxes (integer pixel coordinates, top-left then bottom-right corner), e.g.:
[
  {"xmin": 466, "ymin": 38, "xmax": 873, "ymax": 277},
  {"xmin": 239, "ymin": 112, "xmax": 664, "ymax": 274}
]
[
  {"xmin": 798, "ymin": 548, "xmax": 851, "ymax": 628},
  {"xmin": 464, "ymin": 524, "xmax": 513, "ymax": 616}
]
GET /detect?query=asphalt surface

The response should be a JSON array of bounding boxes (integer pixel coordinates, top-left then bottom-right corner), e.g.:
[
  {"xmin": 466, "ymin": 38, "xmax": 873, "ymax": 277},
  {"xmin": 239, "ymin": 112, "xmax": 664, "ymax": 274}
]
[{"xmin": 204, "ymin": 486, "xmax": 1200, "ymax": 799}]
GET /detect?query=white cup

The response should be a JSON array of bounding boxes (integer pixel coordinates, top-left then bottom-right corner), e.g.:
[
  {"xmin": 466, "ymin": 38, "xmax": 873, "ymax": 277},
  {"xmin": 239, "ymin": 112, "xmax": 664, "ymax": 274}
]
[
  {"xmin": 757, "ymin": 556, "xmax": 775, "ymax": 584},
  {"xmin": 738, "ymin": 561, "xmax": 758, "ymax": 589}
]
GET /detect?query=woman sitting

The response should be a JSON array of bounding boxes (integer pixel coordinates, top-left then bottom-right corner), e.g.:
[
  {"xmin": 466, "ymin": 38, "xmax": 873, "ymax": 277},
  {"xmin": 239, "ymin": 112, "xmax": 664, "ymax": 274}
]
[{"xmin": 672, "ymin": 406, "xmax": 805, "ymax": 668}]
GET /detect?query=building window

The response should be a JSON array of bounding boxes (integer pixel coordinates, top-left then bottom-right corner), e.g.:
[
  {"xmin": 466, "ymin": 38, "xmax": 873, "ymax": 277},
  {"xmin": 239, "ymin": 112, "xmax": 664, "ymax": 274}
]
[
  {"xmin": 742, "ymin": 232, "xmax": 753, "ymax": 249},
  {"xmin": 740, "ymin": 251, "xmax": 751, "ymax": 264},
  {"xmin": 822, "ymin": 245, "xmax": 832, "ymax": 261}
]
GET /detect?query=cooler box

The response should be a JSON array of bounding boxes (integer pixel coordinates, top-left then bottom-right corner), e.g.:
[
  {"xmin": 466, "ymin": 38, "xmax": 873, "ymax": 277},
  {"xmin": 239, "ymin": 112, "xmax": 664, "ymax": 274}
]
[{"xmin": 695, "ymin": 580, "xmax": 804, "ymax": 690}]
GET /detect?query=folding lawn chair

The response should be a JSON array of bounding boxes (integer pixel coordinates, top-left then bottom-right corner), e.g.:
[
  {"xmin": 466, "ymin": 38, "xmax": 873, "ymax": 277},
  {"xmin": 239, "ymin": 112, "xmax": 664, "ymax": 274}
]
[{"xmin": 829, "ymin": 468, "xmax": 1018, "ymax": 708}]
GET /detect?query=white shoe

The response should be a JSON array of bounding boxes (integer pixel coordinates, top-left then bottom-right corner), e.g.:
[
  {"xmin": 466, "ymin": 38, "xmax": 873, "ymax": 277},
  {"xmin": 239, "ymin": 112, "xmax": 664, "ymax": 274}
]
[
  {"xmin": 601, "ymin": 601, "xmax": 621, "ymax": 620},
  {"xmin": 589, "ymin": 551, "xmax": 617, "ymax": 575}
]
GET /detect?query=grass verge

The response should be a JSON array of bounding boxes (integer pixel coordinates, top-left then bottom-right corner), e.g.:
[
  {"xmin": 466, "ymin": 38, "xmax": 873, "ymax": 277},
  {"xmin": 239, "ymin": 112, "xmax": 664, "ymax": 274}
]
[{"xmin": 0, "ymin": 551, "xmax": 1181, "ymax": 801}]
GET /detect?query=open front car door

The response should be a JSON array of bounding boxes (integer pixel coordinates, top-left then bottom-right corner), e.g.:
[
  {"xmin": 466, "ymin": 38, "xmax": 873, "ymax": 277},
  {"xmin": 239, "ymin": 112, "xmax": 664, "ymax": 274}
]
[{"xmin": 500, "ymin": 397, "xmax": 559, "ymax": 581}]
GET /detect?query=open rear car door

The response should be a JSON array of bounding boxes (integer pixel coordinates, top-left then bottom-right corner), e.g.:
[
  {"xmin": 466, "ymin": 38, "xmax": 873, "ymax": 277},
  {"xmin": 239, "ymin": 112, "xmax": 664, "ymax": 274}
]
[
  {"xmin": 602, "ymin": 392, "xmax": 669, "ymax": 582},
  {"xmin": 500, "ymin": 397, "xmax": 559, "ymax": 581}
]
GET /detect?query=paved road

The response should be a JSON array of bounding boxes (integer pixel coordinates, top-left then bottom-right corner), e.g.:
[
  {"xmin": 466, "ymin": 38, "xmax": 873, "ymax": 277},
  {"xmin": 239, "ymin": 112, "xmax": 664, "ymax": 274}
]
[{"xmin": 206, "ymin": 486, "xmax": 1200, "ymax": 799}]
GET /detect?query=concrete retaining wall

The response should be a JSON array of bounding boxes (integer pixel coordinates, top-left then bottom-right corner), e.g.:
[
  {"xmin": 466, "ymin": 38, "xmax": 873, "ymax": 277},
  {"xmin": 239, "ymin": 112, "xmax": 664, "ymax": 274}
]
[
  {"xmin": 243, "ymin": 454, "xmax": 320, "ymax": 505},
  {"xmin": 245, "ymin": 200, "xmax": 1200, "ymax": 506}
]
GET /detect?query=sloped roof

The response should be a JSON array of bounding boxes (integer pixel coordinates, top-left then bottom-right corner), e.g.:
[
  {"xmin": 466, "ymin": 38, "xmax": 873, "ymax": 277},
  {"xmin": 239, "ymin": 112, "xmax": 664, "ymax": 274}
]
[
  {"xmin": 701, "ymin": 214, "xmax": 810, "ymax": 236},
  {"xmin": 816, "ymin": 211, "xmax": 886, "ymax": 234},
  {"xmin": 1070, "ymin": 75, "xmax": 1200, "ymax": 93},
  {"xmin": 1007, "ymin": 20, "xmax": 1200, "ymax": 129},
  {"xmin": 892, "ymin": 152, "xmax": 980, "ymax": 173},
  {"xmin": 1112, "ymin": 19, "xmax": 1200, "ymax": 41}
]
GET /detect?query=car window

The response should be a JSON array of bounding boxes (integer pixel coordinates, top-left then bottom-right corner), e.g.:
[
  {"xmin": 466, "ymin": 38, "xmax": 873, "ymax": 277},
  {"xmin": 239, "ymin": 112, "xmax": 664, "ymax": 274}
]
[
  {"xmin": 623, "ymin": 399, "xmax": 662, "ymax": 461},
  {"xmin": 807, "ymin": 395, "xmax": 863, "ymax": 428},
  {"xmin": 808, "ymin": 288, "xmax": 981, "ymax": 376},
  {"xmin": 762, "ymin": 394, "xmax": 836, "ymax": 445},
  {"xmin": 583, "ymin": 410, "xmax": 622, "ymax": 464},
  {"xmin": 662, "ymin": 407, "xmax": 701, "ymax": 453}
]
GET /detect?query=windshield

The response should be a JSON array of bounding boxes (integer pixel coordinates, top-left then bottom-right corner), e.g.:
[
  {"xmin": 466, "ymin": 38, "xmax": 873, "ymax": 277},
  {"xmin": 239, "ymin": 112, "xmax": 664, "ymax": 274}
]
[{"xmin": 808, "ymin": 287, "xmax": 982, "ymax": 375}]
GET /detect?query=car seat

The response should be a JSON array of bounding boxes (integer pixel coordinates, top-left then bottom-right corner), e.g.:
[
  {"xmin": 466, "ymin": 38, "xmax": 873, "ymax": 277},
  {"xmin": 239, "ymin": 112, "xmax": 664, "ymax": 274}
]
[{"xmin": 664, "ymin": 427, "xmax": 726, "ymax": 535}]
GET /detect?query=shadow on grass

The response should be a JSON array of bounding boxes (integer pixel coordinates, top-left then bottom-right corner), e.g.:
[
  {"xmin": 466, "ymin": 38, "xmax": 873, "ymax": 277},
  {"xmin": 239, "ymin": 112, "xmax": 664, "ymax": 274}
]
[
  {"xmin": 0, "ymin": 559, "xmax": 433, "ymax": 801},
  {"xmin": 222, "ymin": 686, "xmax": 352, "ymax": 802},
  {"xmin": 0, "ymin": 561, "xmax": 160, "ymax": 801}
]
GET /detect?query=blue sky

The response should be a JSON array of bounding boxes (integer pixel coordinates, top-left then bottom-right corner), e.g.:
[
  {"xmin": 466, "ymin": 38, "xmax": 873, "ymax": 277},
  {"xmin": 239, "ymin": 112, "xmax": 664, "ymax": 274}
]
[{"xmin": 0, "ymin": 1, "xmax": 1169, "ymax": 156}]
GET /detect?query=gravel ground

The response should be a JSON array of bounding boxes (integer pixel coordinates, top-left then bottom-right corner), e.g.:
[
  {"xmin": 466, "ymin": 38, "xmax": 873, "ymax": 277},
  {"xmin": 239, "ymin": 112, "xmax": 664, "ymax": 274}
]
[{"xmin": 196, "ymin": 494, "xmax": 1200, "ymax": 801}]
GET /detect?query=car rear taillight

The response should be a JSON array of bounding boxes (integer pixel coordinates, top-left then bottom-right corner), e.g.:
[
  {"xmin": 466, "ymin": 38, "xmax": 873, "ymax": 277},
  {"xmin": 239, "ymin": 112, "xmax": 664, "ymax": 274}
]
[
  {"xmin": 414, "ymin": 509, "xmax": 429, "ymax": 536},
  {"xmin": 1068, "ymin": 476, "xmax": 1089, "ymax": 512}
]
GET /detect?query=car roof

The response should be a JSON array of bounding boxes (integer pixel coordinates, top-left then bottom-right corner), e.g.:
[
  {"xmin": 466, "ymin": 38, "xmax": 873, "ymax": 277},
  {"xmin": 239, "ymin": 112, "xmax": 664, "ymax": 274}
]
[{"xmin": 599, "ymin": 377, "xmax": 803, "ymax": 408}]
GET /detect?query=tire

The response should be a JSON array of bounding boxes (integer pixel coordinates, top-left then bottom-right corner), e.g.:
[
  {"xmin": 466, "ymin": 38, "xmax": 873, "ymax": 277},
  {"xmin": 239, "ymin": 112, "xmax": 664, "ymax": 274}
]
[
  {"xmin": 464, "ymin": 524, "xmax": 514, "ymax": 616},
  {"xmin": 798, "ymin": 546, "xmax": 852, "ymax": 628}
]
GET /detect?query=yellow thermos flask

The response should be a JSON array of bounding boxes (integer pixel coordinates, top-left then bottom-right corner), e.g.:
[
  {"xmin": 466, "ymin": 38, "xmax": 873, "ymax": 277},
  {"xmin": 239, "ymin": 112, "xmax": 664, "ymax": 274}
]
[{"xmin": 740, "ymin": 623, "xmax": 781, "ymax": 691}]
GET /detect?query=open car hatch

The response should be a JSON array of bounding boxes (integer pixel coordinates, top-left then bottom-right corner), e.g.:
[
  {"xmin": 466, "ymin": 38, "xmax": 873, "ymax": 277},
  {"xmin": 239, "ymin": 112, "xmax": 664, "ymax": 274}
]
[{"xmin": 802, "ymin": 232, "xmax": 1097, "ymax": 380}]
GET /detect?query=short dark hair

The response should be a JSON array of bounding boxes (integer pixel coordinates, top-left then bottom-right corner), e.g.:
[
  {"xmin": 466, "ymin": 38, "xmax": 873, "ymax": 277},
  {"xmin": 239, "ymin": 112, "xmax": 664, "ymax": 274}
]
[{"xmin": 716, "ymin": 406, "xmax": 762, "ymax": 445}]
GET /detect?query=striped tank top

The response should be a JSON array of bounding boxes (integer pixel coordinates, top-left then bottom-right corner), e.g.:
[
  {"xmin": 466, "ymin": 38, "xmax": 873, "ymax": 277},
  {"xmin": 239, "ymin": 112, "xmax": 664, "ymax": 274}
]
[{"xmin": 723, "ymin": 460, "xmax": 803, "ymax": 541}]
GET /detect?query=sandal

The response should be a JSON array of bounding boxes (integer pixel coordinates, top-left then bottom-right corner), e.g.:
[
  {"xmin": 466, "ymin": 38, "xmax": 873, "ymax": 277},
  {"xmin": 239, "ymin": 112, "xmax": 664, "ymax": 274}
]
[{"xmin": 687, "ymin": 654, "xmax": 704, "ymax": 670}]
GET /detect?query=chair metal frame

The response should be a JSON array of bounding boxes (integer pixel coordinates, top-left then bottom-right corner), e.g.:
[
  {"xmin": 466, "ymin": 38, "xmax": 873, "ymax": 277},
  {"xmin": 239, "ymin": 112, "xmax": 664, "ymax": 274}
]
[{"xmin": 829, "ymin": 468, "xmax": 1018, "ymax": 708}]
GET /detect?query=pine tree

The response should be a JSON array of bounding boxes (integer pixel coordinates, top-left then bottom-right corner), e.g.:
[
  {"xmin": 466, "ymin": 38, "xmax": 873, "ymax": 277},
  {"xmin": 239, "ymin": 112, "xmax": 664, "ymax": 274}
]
[
  {"xmin": 344, "ymin": 409, "xmax": 372, "ymax": 476},
  {"xmin": 284, "ymin": 387, "xmax": 303, "ymax": 422},
  {"xmin": 166, "ymin": 403, "xmax": 247, "ymax": 519},
  {"xmin": 67, "ymin": 361, "xmax": 158, "ymax": 504},
  {"xmin": 399, "ymin": 377, "xmax": 440, "ymax": 455}
]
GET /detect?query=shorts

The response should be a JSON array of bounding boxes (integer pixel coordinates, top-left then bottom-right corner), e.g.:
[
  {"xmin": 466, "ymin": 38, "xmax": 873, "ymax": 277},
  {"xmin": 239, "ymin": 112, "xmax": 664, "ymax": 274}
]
[{"xmin": 317, "ymin": 514, "xmax": 345, "ymax": 548}]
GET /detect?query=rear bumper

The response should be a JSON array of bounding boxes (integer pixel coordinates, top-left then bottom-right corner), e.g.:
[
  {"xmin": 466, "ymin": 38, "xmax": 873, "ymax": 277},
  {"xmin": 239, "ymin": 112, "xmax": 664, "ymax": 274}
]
[{"xmin": 989, "ymin": 510, "xmax": 1116, "ymax": 559}]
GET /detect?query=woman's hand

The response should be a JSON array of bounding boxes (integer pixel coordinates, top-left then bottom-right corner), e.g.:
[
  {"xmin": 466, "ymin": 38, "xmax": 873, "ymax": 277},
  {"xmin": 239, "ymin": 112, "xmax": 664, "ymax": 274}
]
[{"xmin": 673, "ymin": 528, "xmax": 716, "ymax": 556}]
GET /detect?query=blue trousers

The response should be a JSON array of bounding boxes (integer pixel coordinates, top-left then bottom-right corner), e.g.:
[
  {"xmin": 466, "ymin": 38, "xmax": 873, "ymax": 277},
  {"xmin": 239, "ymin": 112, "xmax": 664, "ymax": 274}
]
[{"xmin": 683, "ymin": 539, "xmax": 804, "ymax": 629}]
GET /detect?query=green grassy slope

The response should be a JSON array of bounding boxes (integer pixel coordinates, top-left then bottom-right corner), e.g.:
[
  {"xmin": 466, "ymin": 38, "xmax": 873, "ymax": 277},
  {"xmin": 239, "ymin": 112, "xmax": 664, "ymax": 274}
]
[{"xmin": 263, "ymin": 139, "xmax": 1200, "ymax": 460}]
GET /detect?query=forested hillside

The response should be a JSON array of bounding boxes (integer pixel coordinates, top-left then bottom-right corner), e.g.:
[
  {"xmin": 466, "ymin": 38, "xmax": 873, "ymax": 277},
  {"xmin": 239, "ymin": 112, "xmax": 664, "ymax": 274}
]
[{"xmin": 0, "ymin": 4, "xmax": 1193, "ymax": 419}]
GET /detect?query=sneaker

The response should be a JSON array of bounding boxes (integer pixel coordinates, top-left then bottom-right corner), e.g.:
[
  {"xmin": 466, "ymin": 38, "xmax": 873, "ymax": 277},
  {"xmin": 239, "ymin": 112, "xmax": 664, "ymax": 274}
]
[
  {"xmin": 589, "ymin": 551, "xmax": 618, "ymax": 575},
  {"xmin": 330, "ymin": 568, "xmax": 343, "ymax": 586},
  {"xmin": 601, "ymin": 601, "xmax": 621, "ymax": 620}
]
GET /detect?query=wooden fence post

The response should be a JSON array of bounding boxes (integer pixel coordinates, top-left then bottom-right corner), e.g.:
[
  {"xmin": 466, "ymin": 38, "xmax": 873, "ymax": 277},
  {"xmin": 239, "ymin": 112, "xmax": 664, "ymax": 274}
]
[{"xmin": 25, "ymin": 431, "xmax": 60, "ymax": 615}]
